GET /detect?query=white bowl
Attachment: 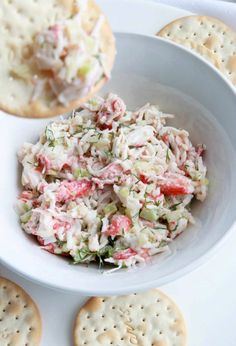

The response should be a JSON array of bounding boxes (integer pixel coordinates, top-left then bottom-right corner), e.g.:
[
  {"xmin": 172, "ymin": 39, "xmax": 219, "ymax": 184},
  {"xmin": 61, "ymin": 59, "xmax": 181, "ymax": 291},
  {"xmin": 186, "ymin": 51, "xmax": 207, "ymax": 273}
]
[{"xmin": 1, "ymin": 33, "xmax": 236, "ymax": 295}]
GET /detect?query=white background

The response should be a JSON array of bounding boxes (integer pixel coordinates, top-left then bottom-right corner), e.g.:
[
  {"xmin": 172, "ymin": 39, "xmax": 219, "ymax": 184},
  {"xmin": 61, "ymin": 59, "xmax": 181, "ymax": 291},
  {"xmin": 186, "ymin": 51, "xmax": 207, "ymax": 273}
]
[{"xmin": 1, "ymin": 0, "xmax": 236, "ymax": 345}]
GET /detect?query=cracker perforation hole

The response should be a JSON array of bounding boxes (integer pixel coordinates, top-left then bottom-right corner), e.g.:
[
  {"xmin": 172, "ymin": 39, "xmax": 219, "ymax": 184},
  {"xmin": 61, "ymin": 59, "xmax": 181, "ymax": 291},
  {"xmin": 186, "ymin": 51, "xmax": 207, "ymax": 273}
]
[
  {"xmin": 15, "ymin": 316, "xmax": 19, "ymax": 320},
  {"xmin": 16, "ymin": 330, "xmax": 20, "ymax": 333},
  {"xmin": 16, "ymin": 295, "xmax": 20, "ymax": 298},
  {"xmin": 102, "ymin": 314, "xmax": 105, "ymax": 318},
  {"xmin": 140, "ymin": 305, "xmax": 144, "ymax": 309},
  {"xmin": 193, "ymin": 32, "xmax": 196, "ymax": 36},
  {"xmin": 221, "ymin": 45, "xmax": 224, "ymax": 48},
  {"xmin": 8, "ymin": 301, "xmax": 11, "ymax": 305},
  {"xmin": 179, "ymin": 25, "xmax": 183, "ymax": 29},
  {"xmin": 113, "ymin": 325, "xmax": 117, "ymax": 328},
  {"xmin": 112, "ymin": 306, "xmax": 116, "ymax": 310},
  {"xmin": 212, "ymin": 24, "xmax": 215, "ymax": 28},
  {"xmin": 167, "ymin": 33, "xmax": 170, "ymax": 37},
  {"xmin": 24, "ymin": 304, "xmax": 28, "ymax": 308},
  {"xmin": 142, "ymin": 318, "xmax": 146, "ymax": 322},
  {"xmin": 82, "ymin": 327, "xmax": 86, "ymax": 331},
  {"xmin": 4, "ymin": 24, "xmax": 11, "ymax": 32}
]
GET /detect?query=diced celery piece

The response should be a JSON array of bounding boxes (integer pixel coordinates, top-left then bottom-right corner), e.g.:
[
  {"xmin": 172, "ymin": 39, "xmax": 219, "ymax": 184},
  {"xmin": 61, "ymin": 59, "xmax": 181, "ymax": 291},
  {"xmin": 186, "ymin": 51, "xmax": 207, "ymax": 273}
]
[
  {"xmin": 96, "ymin": 217, "xmax": 102, "ymax": 229},
  {"xmin": 203, "ymin": 178, "xmax": 209, "ymax": 186},
  {"xmin": 140, "ymin": 208, "xmax": 158, "ymax": 222},
  {"xmin": 125, "ymin": 208, "xmax": 132, "ymax": 219},
  {"xmin": 125, "ymin": 208, "xmax": 139, "ymax": 220},
  {"xmin": 103, "ymin": 202, "xmax": 117, "ymax": 215},
  {"xmin": 62, "ymin": 243, "xmax": 69, "ymax": 252},
  {"xmin": 134, "ymin": 161, "xmax": 150, "ymax": 171},
  {"xmin": 78, "ymin": 62, "xmax": 92, "ymax": 79},
  {"xmin": 73, "ymin": 168, "xmax": 90, "ymax": 178},
  {"xmin": 138, "ymin": 232, "xmax": 149, "ymax": 246},
  {"xmin": 94, "ymin": 141, "xmax": 108, "ymax": 149},
  {"xmin": 47, "ymin": 169, "xmax": 58, "ymax": 176},
  {"xmin": 159, "ymin": 240, "xmax": 168, "ymax": 247},
  {"xmin": 20, "ymin": 211, "xmax": 32, "ymax": 224},
  {"xmin": 23, "ymin": 203, "xmax": 31, "ymax": 213},
  {"xmin": 119, "ymin": 187, "xmax": 129, "ymax": 199},
  {"xmin": 89, "ymin": 98, "xmax": 99, "ymax": 107}
]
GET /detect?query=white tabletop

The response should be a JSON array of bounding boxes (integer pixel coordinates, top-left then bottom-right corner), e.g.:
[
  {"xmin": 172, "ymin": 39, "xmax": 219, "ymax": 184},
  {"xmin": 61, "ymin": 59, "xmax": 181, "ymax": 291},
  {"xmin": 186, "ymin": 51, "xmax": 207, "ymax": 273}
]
[
  {"xmin": 1, "ymin": 1, "xmax": 236, "ymax": 345},
  {"xmin": 1, "ymin": 229, "xmax": 236, "ymax": 346}
]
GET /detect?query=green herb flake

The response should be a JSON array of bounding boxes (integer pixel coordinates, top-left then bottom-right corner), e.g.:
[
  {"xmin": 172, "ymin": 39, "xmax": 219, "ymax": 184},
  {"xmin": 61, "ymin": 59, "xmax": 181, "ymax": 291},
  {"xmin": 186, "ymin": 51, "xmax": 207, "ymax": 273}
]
[
  {"xmin": 56, "ymin": 240, "xmax": 67, "ymax": 247},
  {"xmin": 159, "ymin": 240, "xmax": 168, "ymax": 247},
  {"xmin": 166, "ymin": 149, "xmax": 171, "ymax": 163},
  {"xmin": 73, "ymin": 168, "xmax": 91, "ymax": 179},
  {"xmin": 170, "ymin": 202, "xmax": 182, "ymax": 211}
]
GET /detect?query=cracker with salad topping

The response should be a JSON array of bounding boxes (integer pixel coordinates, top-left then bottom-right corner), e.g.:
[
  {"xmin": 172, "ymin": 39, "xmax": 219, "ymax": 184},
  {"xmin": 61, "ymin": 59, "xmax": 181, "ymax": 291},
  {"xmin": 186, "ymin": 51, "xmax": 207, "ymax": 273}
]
[
  {"xmin": 0, "ymin": 277, "xmax": 42, "ymax": 346},
  {"xmin": 157, "ymin": 15, "xmax": 236, "ymax": 85},
  {"xmin": 0, "ymin": 0, "xmax": 115, "ymax": 118},
  {"xmin": 74, "ymin": 289, "xmax": 187, "ymax": 346}
]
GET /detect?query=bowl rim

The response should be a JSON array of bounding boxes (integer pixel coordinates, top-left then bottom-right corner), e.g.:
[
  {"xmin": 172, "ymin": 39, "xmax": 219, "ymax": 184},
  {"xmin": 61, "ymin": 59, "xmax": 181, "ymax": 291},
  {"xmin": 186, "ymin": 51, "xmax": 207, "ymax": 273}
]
[{"xmin": 1, "ymin": 32, "xmax": 236, "ymax": 294}]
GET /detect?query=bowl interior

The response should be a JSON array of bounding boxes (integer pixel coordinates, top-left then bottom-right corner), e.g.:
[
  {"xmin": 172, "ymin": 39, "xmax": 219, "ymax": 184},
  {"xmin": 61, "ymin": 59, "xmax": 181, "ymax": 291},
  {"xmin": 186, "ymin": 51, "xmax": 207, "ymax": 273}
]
[{"xmin": 1, "ymin": 33, "xmax": 236, "ymax": 294}]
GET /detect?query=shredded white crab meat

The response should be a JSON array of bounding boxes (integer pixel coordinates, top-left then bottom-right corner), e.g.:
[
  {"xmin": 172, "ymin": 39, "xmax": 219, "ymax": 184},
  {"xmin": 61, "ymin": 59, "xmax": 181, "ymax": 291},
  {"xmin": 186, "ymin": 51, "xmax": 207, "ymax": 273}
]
[
  {"xmin": 30, "ymin": 0, "xmax": 106, "ymax": 105},
  {"xmin": 17, "ymin": 93, "xmax": 208, "ymax": 269}
]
